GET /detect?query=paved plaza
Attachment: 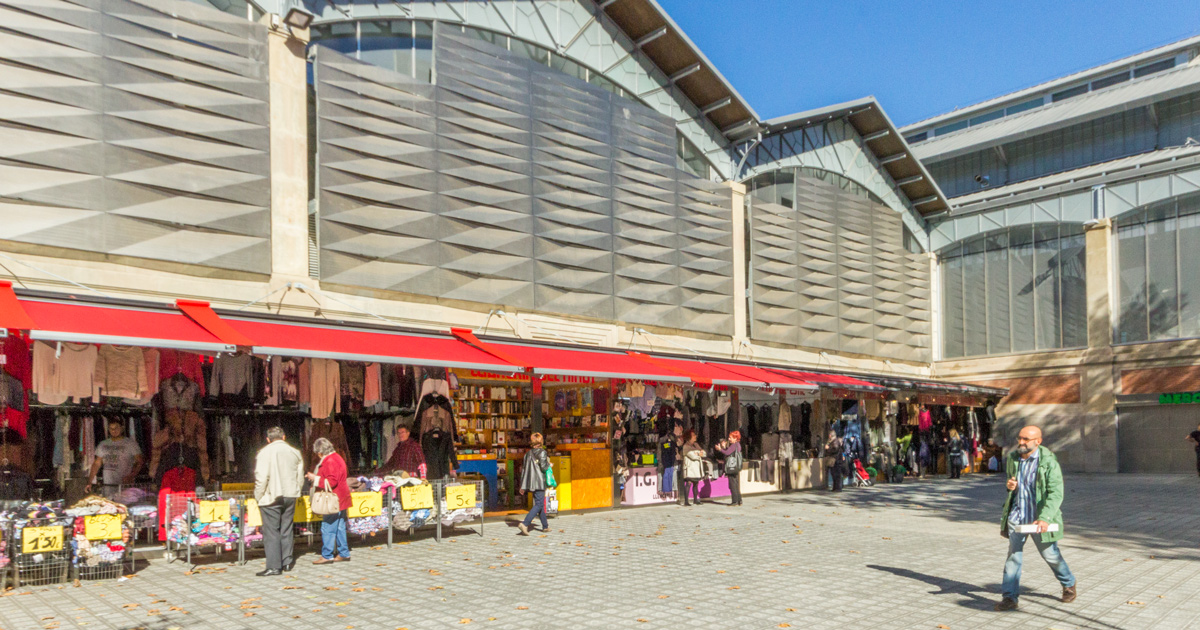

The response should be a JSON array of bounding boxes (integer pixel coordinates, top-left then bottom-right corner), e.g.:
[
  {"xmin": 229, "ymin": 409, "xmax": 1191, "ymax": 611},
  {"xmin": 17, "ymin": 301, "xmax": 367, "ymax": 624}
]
[{"xmin": 2, "ymin": 474, "xmax": 1198, "ymax": 630}]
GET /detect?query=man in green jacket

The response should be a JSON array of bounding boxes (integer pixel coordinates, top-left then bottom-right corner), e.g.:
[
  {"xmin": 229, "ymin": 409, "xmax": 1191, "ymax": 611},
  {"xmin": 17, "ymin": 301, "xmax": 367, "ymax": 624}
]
[{"xmin": 995, "ymin": 425, "xmax": 1077, "ymax": 611}]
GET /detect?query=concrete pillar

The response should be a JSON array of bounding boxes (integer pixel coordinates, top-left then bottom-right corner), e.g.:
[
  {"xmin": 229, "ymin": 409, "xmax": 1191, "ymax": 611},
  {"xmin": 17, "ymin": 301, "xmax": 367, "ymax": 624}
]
[
  {"xmin": 1082, "ymin": 218, "xmax": 1117, "ymax": 472},
  {"xmin": 728, "ymin": 181, "xmax": 748, "ymax": 342},
  {"xmin": 265, "ymin": 19, "xmax": 312, "ymax": 284}
]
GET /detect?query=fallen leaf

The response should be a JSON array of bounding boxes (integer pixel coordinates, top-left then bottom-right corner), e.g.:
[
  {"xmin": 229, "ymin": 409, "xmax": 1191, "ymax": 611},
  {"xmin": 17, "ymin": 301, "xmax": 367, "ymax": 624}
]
[
  {"xmin": 516, "ymin": 606, "xmax": 529, "ymax": 610},
  {"xmin": 244, "ymin": 612, "xmax": 255, "ymax": 617},
  {"xmin": 1127, "ymin": 601, "xmax": 1146, "ymax": 606},
  {"xmin": 937, "ymin": 625, "xmax": 950, "ymax": 629},
  {"xmin": 636, "ymin": 619, "xmax": 648, "ymax": 623},
  {"xmin": 728, "ymin": 586, "xmax": 740, "ymax": 590},
  {"xmin": 352, "ymin": 588, "xmax": 365, "ymax": 592},
  {"xmin": 716, "ymin": 570, "xmax": 726, "ymax": 574},
  {"xmin": 283, "ymin": 586, "xmax": 303, "ymax": 590},
  {"xmin": 657, "ymin": 595, "xmax": 669, "ymax": 599},
  {"xmin": 459, "ymin": 619, "xmax": 472, "ymax": 624},
  {"xmin": 778, "ymin": 625, "xmax": 792, "ymax": 628},
  {"xmin": 786, "ymin": 608, "xmax": 796, "ymax": 612}
]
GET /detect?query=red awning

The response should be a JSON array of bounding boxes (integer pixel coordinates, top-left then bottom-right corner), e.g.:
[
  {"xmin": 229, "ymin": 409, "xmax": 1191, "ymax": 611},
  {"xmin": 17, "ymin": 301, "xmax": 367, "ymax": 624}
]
[
  {"xmin": 177, "ymin": 300, "xmax": 254, "ymax": 347},
  {"xmin": 705, "ymin": 362, "xmax": 818, "ymax": 391},
  {"xmin": 456, "ymin": 340, "xmax": 696, "ymax": 384},
  {"xmin": 761, "ymin": 366, "xmax": 885, "ymax": 391},
  {"xmin": 0, "ymin": 281, "xmax": 34, "ymax": 330},
  {"xmin": 20, "ymin": 298, "xmax": 236, "ymax": 353},
  {"xmin": 224, "ymin": 318, "xmax": 518, "ymax": 372}
]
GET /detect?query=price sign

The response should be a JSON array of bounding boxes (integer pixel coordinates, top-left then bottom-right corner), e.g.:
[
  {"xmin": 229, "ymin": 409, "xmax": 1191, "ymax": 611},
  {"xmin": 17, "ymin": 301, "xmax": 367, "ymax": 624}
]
[
  {"xmin": 398, "ymin": 484, "xmax": 434, "ymax": 511},
  {"xmin": 351, "ymin": 492, "xmax": 382, "ymax": 518},
  {"xmin": 21, "ymin": 526, "xmax": 63, "ymax": 554},
  {"xmin": 244, "ymin": 499, "xmax": 262, "ymax": 528},
  {"xmin": 84, "ymin": 514, "xmax": 123, "ymax": 541},
  {"xmin": 197, "ymin": 500, "xmax": 231, "ymax": 523},
  {"xmin": 445, "ymin": 484, "xmax": 476, "ymax": 509},
  {"xmin": 293, "ymin": 496, "xmax": 317, "ymax": 523}
]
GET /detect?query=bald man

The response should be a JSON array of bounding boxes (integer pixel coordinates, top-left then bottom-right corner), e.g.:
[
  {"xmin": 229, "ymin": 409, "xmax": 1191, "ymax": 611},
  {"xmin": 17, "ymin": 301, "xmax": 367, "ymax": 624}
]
[{"xmin": 995, "ymin": 426, "xmax": 1076, "ymax": 611}]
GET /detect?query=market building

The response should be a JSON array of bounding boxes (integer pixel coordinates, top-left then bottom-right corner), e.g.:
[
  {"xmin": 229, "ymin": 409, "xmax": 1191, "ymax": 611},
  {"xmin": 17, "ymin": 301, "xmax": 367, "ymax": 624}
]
[
  {"xmin": 0, "ymin": 0, "xmax": 1012, "ymax": 578},
  {"xmin": 901, "ymin": 35, "xmax": 1200, "ymax": 473}
]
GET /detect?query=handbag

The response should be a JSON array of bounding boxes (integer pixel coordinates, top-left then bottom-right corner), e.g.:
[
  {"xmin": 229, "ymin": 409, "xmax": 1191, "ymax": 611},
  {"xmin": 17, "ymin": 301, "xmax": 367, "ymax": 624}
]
[
  {"xmin": 311, "ymin": 479, "xmax": 340, "ymax": 515},
  {"xmin": 544, "ymin": 464, "xmax": 558, "ymax": 488}
]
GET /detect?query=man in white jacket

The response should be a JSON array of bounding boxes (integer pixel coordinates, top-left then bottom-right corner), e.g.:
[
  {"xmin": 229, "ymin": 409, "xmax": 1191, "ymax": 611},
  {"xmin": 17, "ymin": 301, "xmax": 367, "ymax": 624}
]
[{"xmin": 254, "ymin": 426, "xmax": 304, "ymax": 577}]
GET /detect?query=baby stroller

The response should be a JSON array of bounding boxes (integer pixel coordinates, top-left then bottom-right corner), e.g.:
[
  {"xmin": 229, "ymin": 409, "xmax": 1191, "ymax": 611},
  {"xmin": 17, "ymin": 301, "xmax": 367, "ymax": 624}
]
[{"xmin": 851, "ymin": 459, "xmax": 873, "ymax": 487}]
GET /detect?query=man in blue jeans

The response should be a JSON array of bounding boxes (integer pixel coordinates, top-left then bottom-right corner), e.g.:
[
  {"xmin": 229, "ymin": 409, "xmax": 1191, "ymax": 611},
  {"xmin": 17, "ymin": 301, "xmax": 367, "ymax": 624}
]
[{"xmin": 995, "ymin": 426, "xmax": 1077, "ymax": 611}]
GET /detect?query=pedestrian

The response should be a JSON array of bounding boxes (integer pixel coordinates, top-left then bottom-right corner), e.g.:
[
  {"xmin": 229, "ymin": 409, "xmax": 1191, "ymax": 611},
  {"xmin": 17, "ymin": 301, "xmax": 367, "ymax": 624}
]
[
  {"xmin": 825, "ymin": 430, "xmax": 845, "ymax": 492},
  {"xmin": 306, "ymin": 437, "xmax": 352, "ymax": 564},
  {"xmin": 86, "ymin": 419, "xmax": 143, "ymax": 495},
  {"xmin": 377, "ymin": 424, "xmax": 426, "ymax": 478},
  {"xmin": 716, "ymin": 431, "xmax": 743, "ymax": 506},
  {"xmin": 680, "ymin": 431, "xmax": 704, "ymax": 506},
  {"xmin": 948, "ymin": 429, "xmax": 964, "ymax": 479},
  {"xmin": 1185, "ymin": 424, "xmax": 1200, "ymax": 477},
  {"xmin": 517, "ymin": 432, "xmax": 551, "ymax": 535},
  {"xmin": 995, "ymin": 425, "xmax": 1077, "ymax": 611},
  {"xmin": 253, "ymin": 426, "xmax": 304, "ymax": 577}
]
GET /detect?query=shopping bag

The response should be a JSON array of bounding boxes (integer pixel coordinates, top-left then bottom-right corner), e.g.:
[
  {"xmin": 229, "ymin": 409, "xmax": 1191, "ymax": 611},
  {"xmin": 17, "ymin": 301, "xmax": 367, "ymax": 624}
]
[
  {"xmin": 544, "ymin": 465, "xmax": 558, "ymax": 488},
  {"xmin": 544, "ymin": 488, "xmax": 559, "ymax": 516}
]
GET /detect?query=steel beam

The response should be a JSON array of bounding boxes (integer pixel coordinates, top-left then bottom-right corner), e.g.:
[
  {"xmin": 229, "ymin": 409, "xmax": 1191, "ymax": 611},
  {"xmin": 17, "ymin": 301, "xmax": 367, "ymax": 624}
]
[
  {"xmin": 700, "ymin": 96, "xmax": 732, "ymax": 115},
  {"xmin": 635, "ymin": 26, "xmax": 667, "ymax": 47},
  {"xmin": 670, "ymin": 62, "xmax": 701, "ymax": 82},
  {"xmin": 879, "ymin": 152, "xmax": 907, "ymax": 165},
  {"xmin": 896, "ymin": 175, "xmax": 924, "ymax": 186},
  {"xmin": 862, "ymin": 129, "xmax": 890, "ymax": 142},
  {"xmin": 912, "ymin": 195, "xmax": 939, "ymax": 206}
]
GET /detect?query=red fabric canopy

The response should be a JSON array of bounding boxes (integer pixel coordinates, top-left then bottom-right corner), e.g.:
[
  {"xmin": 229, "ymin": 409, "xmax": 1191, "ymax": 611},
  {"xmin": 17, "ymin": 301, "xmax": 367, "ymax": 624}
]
[
  {"xmin": 225, "ymin": 318, "xmax": 517, "ymax": 371},
  {"xmin": 704, "ymin": 362, "xmax": 818, "ymax": 391},
  {"xmin": 177, "ymin": 300, "xmax": 254, "ymax": 347},
  {"xmin": 0, "ymin": 281, "xmax": 34, "ymax": 330},
  {"xmin": 462, "ymin": 342, "xmax": 695, "ymax": 383},
  {"xmin": 21, "ymin": 299, "xmax": 234, "ymax": 353},
  {"xmin": 761, "ymin": 366, "xmax": 883, "ymax": 390}
]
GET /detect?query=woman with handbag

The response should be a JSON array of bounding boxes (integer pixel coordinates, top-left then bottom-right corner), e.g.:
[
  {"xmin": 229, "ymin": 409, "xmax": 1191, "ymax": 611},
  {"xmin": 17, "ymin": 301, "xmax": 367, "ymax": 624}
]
[
  {"xmin": 947, "ymin": 429, "xmax": 964, "ymax": 479},
  {"xmin": 681, "ymin": 431, "xmax": 704, "ymax": 506},
  {"xmin": 305, "ymin": 437, "xmax": 352, "ymax": 564},
  {"xmin": 517, "ymin": 432, "xmax": 552, "ymax": 536}
]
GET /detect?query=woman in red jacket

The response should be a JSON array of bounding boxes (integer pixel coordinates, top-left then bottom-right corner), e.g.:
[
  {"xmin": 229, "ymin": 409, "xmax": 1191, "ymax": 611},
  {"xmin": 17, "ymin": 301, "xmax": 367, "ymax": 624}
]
[{"xmin": 306, "ymin": 437, "xmax": 352, "ymax": 564}]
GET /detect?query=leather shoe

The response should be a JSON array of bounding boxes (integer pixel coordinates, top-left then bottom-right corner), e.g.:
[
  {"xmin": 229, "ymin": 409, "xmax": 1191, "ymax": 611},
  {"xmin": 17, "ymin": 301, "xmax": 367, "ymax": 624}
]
[
  {"xmin": 1062, "ymin": 585, "xmax": 1077, "ymax": 603},
  {"xmin": 994, "ymin": 597, "xmax": 1018, "ymax": 611},
  {"xmin": 256, "ymin": 569, "xmax": 282, "ymax": 577},
  {"xmin": 517, "ymin": 523, "xmax": 529, "ymax": 536},
  {"xmin": 334, "ymin": 555, "xmax": 350, "ymax": 562},
  {"xmin": 312, "ymin": 557, "xmax": 335, "ymax": 565},
  {"xmin": 283, "ymin": 561, "xmax": 295, "ymax": 572}
]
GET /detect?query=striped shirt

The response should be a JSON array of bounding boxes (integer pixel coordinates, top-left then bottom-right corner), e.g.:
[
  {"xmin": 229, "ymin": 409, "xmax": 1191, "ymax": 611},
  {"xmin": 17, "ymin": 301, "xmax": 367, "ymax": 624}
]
[{"xmin": 1009, "ymin": 449, "xmax": 1039, "ymax": 527}]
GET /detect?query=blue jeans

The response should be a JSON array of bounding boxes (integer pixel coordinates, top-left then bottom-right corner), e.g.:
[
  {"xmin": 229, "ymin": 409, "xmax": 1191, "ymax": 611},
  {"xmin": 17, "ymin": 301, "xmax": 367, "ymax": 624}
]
[
  {"xmin": 1002, "ymin": 530, "xmax": 1075, "ymax": 600},
  {"xmin": 320, "ymin": 510, "xmax": 350, "ymax": 559},
  {"xmin": 522, "ymin": 489, "xmax": 548, "ymax": 530}
]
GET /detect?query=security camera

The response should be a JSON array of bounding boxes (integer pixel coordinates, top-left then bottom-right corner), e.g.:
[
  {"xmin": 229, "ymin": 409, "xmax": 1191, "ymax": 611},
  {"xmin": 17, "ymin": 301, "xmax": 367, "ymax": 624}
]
[{"xmin": 974, "ymin": 174, "xmax": 990, "ymax": 188}]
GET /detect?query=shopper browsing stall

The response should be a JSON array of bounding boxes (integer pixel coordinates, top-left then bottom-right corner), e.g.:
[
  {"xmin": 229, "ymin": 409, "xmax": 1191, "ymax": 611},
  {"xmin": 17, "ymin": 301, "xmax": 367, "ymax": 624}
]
[
  {"xmin": 86, "ymin": 419, "xmax": 143, "ymax": 494},
  {"xmin": 307, "ymin": 437, "xmax": 352, "ymax": 564},
  {"xmin": 681, "ymin": 431, "xmax": 704, "ymax": 506},
  {"xmin": 716, "ymin": 431, "xmax": 743, "ymax": 506},
  {"xmin": 253, "ymin": 426, "xmax": 304, "ymax": 577}
]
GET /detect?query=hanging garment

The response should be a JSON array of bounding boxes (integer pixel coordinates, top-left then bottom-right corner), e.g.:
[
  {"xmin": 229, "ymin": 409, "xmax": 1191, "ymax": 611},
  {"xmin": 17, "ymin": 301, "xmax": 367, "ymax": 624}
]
[
  {"xmin": 158, "ymin": 350, "xmax": 206, "ymax": 396},
  {"xmin": 305, "ymin": 419, "xmax": 350, "ymax": 470},
  {"xmin": 209, "ymin": 353, "xmax": 255, "ymax": 405},
  {"xmin": 160, "ymin": 374, "xmax": 201, "ymax": 411},
  {"xmin": 32, "ymin": 340, "xmax": 96, "ymax": 406},
  {"xmin": 364, "ymin": 363, "xmax": 381, "ymax": 407},
  {"xmin": 150, "ymin": 411, "xmax": 209, "ymax": 481},
  {"xmin": 121, "ymin": 349, "xmax": 161, "ymax": 406},
  {"xmin": 421, "ymin": 429, "xmax": 457, "ymax": 480},
  {"xmin": 94, "ymin": 345, "xmax": 149, "ymax": 400},
  {"xmin": 776, "ymin": 402, "xmax": 792, "ymax": 433},
  {"xmin": 340, "ymin": 362, "xmax": 366, "ymax": 411},
  {"xmin": 158, "ymin": 466, "xmax": 196, "ymax": 541},
  {"xmin": 309, "ymin": 359, "xmax": 340, "ymax": 420},
  {"xmin": 918, "ymin": 408, "xmax": 933, "ymax": 432}
]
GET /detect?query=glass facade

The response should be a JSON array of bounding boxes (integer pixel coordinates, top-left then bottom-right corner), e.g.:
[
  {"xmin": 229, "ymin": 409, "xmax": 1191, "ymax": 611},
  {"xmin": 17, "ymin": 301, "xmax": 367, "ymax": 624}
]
[
  {"xmin": 940, "ymin": 224, "xmax": 1087, "ymax": 358},
  {"xmin": 309, "ymin": 19, "xmax": 715, "ymax": 178},
  {"xmin": 1115, "ymin": 191, "xmax": 1200, "ymax": 343}
]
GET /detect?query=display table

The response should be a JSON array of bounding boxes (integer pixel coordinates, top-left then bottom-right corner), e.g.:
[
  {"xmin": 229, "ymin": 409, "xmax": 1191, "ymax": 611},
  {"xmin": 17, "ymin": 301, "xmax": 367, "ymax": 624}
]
[
  {"xmin": 789, "ymin": 458, "xmax": 825, "ymax": 489},
  {"xmin": 621, "ymin": 466, "xmax": 676, "ymax": 505}
]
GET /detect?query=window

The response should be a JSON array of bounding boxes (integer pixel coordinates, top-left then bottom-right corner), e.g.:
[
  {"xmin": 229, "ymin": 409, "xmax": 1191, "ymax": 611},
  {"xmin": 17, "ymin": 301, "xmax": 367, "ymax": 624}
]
[
  {"xmin": 903, "ymin": 226, "xmax": 926, "ymax": 254},
  {"xmin": 1051, "ymin": 84, "xmax": 1088, "ymax": 102},
  {"xmin": 1091, "ymin": 72, "xmax": 1129, "ymax": 90},
  {"xmin": 1005, "ymin": 98, "xmax": 1043, "ymax": 116},
  {"xmin": 969, "ymin": 110, "xmax": 1004, "ymax": 126},
  {"xmin": 904, "ymin": 132, "xmax": 928, "ymax": 144},
  {"xmin": 939, "ymin": 224, "xmax": 1087, "ymax": 358},
  {"xmin": 1116, "ymin": 191, "xmax": 1200, "ymax": 343},
  {"xmin": 1133, "ymin": 58, "xmax": 1175, "ymax": 78},
  {"xmin": 934, "ymin": 120, "xmax": 968, "ymax": 136}
]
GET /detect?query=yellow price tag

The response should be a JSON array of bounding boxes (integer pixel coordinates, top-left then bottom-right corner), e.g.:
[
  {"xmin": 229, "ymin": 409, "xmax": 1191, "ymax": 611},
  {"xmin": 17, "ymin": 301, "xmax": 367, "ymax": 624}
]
[
  {"xmin": 293, "ymin": 496, "xmax": 317, "ymax": 523},
  {"xmin": 21, "ymin": 526, "xmax": 63, "ymax": 554},
  {"xmin": 398, "ymin": 484, "xmax": 434, "ymax": 511},
  {"xmin": 197, "ymin": 500, "xmax": 231, "ymax": 523},
  {"xmin": 350, "ymin": 492, "xmax": 382, "ymax": 518},
  {"xmin": 445, "ymin": 484, "xmax": 476, "ymax": 510},
  {"xmin": 244, "ymin": 499, "xmax": 262, "ymax": 528},
  {"xmin": 84, "ymin": 514, "xmax": 123, "ymax": 541},
  {"xmin": 641, "ymin": 453, "xmax": 654, "ymax": 465}
]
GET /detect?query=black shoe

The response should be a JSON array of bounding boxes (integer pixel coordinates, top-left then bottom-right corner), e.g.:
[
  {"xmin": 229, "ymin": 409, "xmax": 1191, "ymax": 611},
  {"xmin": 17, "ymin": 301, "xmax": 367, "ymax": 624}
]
[
  {"xmin": 994, "ymin": 597, "xmax": 1018, "ymax": 611},
  {"xmin": 256, "ymin": 569, "xmax": 282, "ymax": 577},
  {"xmin": 282, "ymin": 562, "xmax": 295, "ymax": 572}
]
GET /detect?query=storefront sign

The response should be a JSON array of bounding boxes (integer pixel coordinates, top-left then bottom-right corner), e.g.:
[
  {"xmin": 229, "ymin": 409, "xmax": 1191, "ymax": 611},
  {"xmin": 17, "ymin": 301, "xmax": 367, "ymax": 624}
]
[
  {"xmin": 84, "ymin": 514, "xmax": 123, "ymax": 540},
  {"xmin": 445, "ymin": 485, "xmax": 476, "ymax": 509},
  {"xmin": 1159, "ymin": 392, "xmax": 1200, "ymax": 405},
  {"xmin": 622, "ymin": 466, "xmax": 676, "ymax": 506},
  {"xmin": 244, "ymin": 499, "xmax": 263, "ymax": 528},
  {"xmin": 350, "ymin": 492, "xmax": 383, "ymax": 518},
  {"xmin": 452, "ymin": 369, "xmax": 596, "ymax": 385},
  {"xmin": 399, "ymin": 484, "xmax": 434, "ymax": 511},
  {"xmin": 918, "ymin": 394, "xmax": 983, "ymax": 407},
  {"xmin": 21, "ymin": 526, "xmax": 63, "ymax": 554},
  {"xmin": 197, "ymin": 500, "xmax": 231, "ymax": 523}
]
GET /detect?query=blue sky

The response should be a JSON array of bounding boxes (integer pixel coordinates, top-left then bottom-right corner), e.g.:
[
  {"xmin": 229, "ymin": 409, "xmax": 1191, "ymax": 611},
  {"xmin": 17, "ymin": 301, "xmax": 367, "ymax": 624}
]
[{"xmin": 656, "ymin": 0, "xmax": 1200, "ymax": 127}]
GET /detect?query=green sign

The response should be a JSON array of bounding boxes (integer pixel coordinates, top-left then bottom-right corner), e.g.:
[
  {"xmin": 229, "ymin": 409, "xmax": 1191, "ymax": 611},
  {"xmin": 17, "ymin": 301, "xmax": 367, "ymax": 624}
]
[{"xmin": 1159, "ymin": 392, "xmax": 1200, "ymax": 405}]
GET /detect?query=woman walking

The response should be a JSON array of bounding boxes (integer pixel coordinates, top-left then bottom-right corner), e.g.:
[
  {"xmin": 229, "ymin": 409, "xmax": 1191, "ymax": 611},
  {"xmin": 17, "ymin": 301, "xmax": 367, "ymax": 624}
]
[
  {"xmin": 681, "ymin": 431, "xmax": 704, "ymax": 506},
  {"xmin": 518, "ymin": 432, "xmax": 552, "ymax": 535},
  {"xmin": 948, "ymin": 429, "xmax": 964, "ymax": 479},
  {"xmin": 306, "ymin": 437, "xmax": 352, "ymax": 564},
  {"xmin": 716, "ymin": 431, "xmax": 743, "ymax": 506},
  {"xmin": 825, "ymin": 430, "xmax": 845, "ymax": 492}
]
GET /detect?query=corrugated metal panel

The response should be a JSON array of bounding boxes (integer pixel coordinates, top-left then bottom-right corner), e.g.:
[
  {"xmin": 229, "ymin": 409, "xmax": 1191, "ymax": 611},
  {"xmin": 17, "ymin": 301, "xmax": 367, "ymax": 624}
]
[{"xmin": 912, "ymin": 63, "xmax": 1200, "ymax": 162}]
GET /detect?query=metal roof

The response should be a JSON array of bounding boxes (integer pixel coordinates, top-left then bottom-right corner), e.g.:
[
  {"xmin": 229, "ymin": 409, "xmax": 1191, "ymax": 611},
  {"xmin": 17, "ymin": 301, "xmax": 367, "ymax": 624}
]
[
  {"xmin": 949, "ymin": 143, "xmax": 1200, "ymax": 213},
  {"xmin": 901, "ymin": 33, "xmax": 1200, "ymax": 133},
  {"xmin": 761, "ymin": 97, "xmax": 952, "ymax": 214},
  {"xmin": 600, "ymin": 0, "xmax": 760, "ymax": 138},
  {"xmin": 910, "ymin": 60, "xmax": 1200, "ymax": 163}
]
